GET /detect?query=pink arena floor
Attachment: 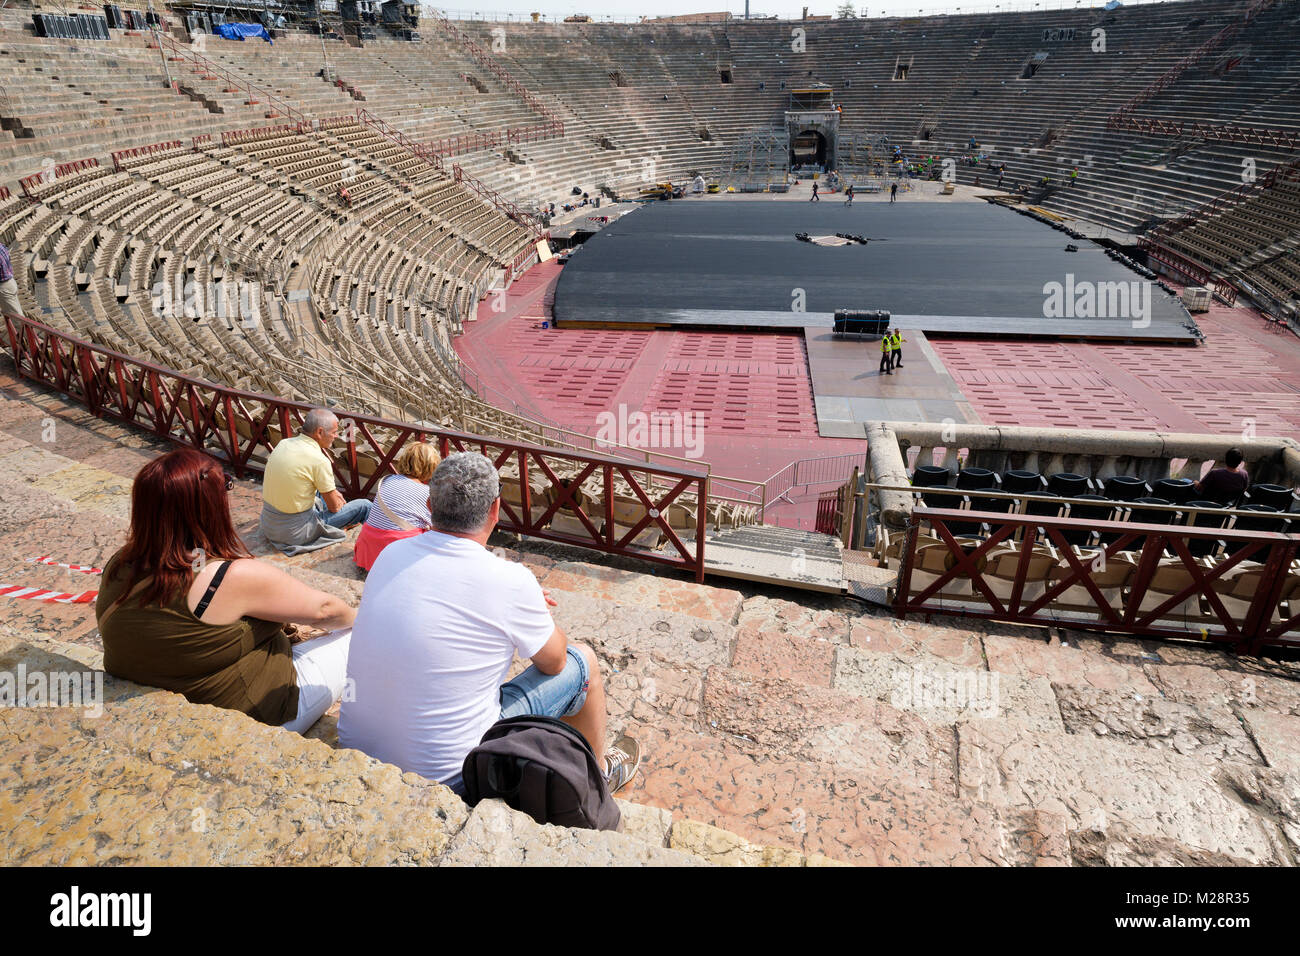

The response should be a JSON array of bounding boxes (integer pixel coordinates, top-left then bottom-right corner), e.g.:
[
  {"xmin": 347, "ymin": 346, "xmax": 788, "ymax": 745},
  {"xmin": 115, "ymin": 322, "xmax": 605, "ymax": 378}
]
[{"xmin": 457, "ymin": 263, "xmax": 1300, "ymax": 523}]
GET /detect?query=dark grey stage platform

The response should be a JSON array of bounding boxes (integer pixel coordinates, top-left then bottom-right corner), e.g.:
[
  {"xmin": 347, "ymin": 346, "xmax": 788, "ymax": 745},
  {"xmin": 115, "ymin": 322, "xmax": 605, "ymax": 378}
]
[{"xmin": 551, "ymin": 201, "xmax": 1200, "ymax": 343}]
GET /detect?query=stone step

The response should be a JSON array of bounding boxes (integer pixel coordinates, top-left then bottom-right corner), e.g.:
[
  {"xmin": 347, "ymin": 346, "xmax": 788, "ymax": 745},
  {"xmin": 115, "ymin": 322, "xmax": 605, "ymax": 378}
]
[{"xmin": 0, "ymin": 632, "xmax": 836, "ymax": 866}]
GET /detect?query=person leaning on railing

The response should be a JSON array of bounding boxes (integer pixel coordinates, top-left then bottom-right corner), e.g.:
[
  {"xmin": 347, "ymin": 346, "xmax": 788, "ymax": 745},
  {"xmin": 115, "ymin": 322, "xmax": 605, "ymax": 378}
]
[
  {"xmin": 353, "ymin": 442, "xmax": 440, "ymax": 572},
  {"xmin": 96, "ymin": 448, "xmax": 356, "ymax": 734}
]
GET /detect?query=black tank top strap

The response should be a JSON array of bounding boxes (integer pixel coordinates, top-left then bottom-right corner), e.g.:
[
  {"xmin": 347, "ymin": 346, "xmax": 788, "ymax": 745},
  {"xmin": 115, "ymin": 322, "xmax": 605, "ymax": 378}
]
[{"xmin": 193, "ymin": 560, "xmax": 233, "ymax": 620}]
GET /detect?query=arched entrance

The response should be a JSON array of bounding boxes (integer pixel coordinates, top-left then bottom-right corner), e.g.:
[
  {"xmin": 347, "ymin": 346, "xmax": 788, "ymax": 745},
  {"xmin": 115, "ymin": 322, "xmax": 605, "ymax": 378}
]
[{"xmin": 791, "ymin": 129, "xmax": 828, "ymax": 168}]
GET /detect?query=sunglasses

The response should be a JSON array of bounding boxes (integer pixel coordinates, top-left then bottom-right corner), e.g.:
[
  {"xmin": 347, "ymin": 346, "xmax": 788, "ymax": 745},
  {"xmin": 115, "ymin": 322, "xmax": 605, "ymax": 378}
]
[{"xmin": 202, "ymin": 466, "xmax": 236, "ymax": 491}]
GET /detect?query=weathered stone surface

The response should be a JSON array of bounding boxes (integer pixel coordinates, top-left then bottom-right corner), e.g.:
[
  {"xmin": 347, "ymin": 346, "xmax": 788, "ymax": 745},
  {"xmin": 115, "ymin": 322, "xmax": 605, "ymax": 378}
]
[
  {"xmin": 736, "ymin": 594, "xmax": 854, "ymax": 643},
  {"xmin": 849, "ymin": 613, "xmax": 985, "ymax": 669},
  {"xmin": 439, "ymin": 799, "xmax": 703, "ymax": 866},
  {"xmin": 1241, "ymin": 709, "xmax": 1300, "ymax": 775},
  {"xmin": 627, "ymin": 716, "xmax": 1070, "ymax": 865},
  {"xmin": 30, "ymin": 463, "xmax": 132, "ymax": 520},
  {"xmin": 957, "ymin": 720, "xmax": 1282, "ymax": 863},
  {"xmin": 1144, "ymin": 663, "xmax": 1300, "ymax": 717},
  {"xmin": 832, "ymin": 644, "xmax": 1063, "ymax": 732},
  {"xmin": 538, "ymin": 561, "xmax": 743, "ymax": 622},
  {"xmin": 701, "ymin": 666, "xmax": 956, "ymax": 794},
  {"xmin": 1054, "ymin": 684, "xmax": 1260, "ymax": 764},
  {"xmin": 1069, "ymin": 824, "xmax": 1263, "ymax": 867},
  {"xmin": 667, "ymin": 818, "xmax": 819, "ymax": 866},
  {"xmin": 616, "ymin": 799, "xmax": 673, "ymax": 847},
  {"xmin": 731, "ymin": 622, "xmax": 836, "ymax": 687},
  {"xmin": 605, "ymin": 656, "xmax": 704, "ymax": 730},
  {"xmin": 0, "ymin": 674, "xmax": 470, "ymax": 865},
  {"xmin": 549, "ymin": 591, "xmax": 733, "ymax": 669},
  {"xmin": 983, "ymin": 632, "xmax": 1158, "ymax": 694}
]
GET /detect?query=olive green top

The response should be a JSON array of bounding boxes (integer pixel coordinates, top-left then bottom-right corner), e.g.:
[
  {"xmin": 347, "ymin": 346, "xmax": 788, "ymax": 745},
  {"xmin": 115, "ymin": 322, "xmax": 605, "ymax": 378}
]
[{"xmin": 96, "ymin": 552, "xmax": 299, "ymax": 726}]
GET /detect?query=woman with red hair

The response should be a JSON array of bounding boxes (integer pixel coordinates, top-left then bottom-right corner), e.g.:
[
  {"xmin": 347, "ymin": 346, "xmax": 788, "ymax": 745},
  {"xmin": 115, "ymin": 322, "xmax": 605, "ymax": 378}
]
[{"xmin": 96, "ymin": 448, "xmax": 356, "ymax": 733}]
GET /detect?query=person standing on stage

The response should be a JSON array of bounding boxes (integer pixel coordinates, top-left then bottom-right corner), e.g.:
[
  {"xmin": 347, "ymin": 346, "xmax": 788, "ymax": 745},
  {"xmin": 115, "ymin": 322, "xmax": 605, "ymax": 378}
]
[
  {"xmin": 879, "ymin": 334, "xmax": 893, "ymax": 376},
  {"xmin": 810, "ymin": 181, "xmax": 820, "ymax": 202},
  {"xmin": 890, "ymin": 181, "xmax": 898, "ymax": 203},
  {"xmin": 844, "ymin": 184, "xmax": 854, "ymax": 207},
  {"xmin": 890, "ymin": 330, "xmax": 906, "ymax": 371}
]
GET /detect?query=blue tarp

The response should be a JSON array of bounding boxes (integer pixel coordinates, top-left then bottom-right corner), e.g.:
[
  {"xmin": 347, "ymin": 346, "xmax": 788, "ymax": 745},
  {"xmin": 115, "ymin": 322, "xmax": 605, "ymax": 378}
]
[{"xmin": 215, "ymin": 22, "xmax": 271, "ymax": 42}]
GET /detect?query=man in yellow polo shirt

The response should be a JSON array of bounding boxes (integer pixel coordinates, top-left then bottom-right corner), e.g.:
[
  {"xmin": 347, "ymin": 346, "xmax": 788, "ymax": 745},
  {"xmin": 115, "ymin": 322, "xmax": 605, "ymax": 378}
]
[{"xmin": 259, "ymin": 408, "xmax": 372, "ymax": 555}]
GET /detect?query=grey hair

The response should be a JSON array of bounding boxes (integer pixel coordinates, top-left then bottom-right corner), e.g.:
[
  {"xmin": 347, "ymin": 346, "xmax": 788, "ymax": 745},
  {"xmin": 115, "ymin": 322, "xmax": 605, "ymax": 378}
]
[
  {"xmin": 428, "ymin": 452, "xmax": 501, "ymax": 534},
  {"xmin": 300, "ymin": 407, "xmax": 337, "ymax": 436}
]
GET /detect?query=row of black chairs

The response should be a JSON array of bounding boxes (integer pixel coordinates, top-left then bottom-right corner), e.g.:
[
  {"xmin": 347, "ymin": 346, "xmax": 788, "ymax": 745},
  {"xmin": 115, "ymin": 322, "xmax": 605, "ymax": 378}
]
[
  {"xmin": 913, "ymin": 465, "xmax": 1296, "ymax": 510},
  {"xmin": 910, "ymin": 466, "xmax": 1295, "ymax": 556}
]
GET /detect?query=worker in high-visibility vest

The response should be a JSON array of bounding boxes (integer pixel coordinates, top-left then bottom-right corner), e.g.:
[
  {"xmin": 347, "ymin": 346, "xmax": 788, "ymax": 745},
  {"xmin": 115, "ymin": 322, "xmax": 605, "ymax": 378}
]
[
  {"xmin": 879, "ymin": 332, "xmax": 893, "ymax": 376},
  {"xmin": 890, "ymin": 329, "xmax": 906, "ymax": 371}
]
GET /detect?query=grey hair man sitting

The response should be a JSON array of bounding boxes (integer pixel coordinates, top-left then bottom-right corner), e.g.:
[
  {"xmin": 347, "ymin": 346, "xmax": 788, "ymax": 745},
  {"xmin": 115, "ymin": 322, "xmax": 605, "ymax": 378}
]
[
  {"xmin": 339, "ymin": 451, "xmax": 640, "ymax": 795},
  {"xmin": 259, "ymin": 408, "xmax": 371, "ymax": 556}
]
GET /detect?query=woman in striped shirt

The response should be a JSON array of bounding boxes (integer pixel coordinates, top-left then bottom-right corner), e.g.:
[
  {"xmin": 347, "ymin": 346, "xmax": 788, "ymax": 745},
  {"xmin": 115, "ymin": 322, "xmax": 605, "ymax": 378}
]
[{"xmin": 353, "ymin": 442, "xmax": 440, "ymax": 571}]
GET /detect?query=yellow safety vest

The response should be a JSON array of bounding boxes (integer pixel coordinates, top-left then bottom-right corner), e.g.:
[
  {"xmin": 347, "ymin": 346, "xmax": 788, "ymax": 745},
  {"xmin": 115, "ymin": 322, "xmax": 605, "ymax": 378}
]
[{"xmin": 881, "ymin": 336, "xmax": 891, "ymax": 352}]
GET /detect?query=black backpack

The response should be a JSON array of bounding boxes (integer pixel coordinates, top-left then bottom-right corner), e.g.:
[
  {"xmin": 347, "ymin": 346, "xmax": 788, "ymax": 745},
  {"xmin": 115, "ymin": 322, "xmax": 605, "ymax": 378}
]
[{"xmin": 461, "ymin": 715, "xmax": 621, "ymax": 831}]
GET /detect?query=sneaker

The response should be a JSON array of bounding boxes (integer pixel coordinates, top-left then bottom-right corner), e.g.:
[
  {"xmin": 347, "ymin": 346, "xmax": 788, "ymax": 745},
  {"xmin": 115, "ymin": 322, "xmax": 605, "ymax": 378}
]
[{"xmin": 603, "ymin": 734, "xmax": 641, "ymax": 795}]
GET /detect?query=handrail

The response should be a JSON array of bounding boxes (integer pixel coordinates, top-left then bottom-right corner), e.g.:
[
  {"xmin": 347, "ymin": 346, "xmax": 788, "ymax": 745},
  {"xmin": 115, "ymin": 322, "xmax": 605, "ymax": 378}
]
[
  {"xmin": 894, "ymin": 505, "xmax": 1298, "ymax": 652},
  {"xmin": 452, "ymin": 162, "xmax": 546, "ymax": 238},
  {"xmin": 111, "ymin": 139, "xmax": 186, "ymax": 172},
  {"xmin": 3, "ymin": 310, "xmax": 709, "ymax": 582},
  {"xmin": 20, "ymin": 156, "xmax": 100, "ymax": 198},
  {"xmin": 1146, "ymin": 158, "xmax": 1300, "ymax": 243},
  {"xmin": 425, "ymin": 10, "xmax": 564, "ymax": 127},
  {"xmin": 1106, "ymin": 0, "xmax": 1275, "ymax": 131},
  {"xmin": 356, "ymin": 106, "xmax": 444, "ymax": 171},
  {"xmin": 153, "ymin": 30, "xmax": 307, "ymax": 127}
]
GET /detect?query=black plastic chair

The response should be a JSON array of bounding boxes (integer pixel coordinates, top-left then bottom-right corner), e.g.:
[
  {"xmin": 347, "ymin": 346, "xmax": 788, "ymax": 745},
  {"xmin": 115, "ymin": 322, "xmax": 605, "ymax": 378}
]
[
  {"xmin": 1048, "ymin": 472, "xmax": 1091, "ymax": 497},
  {"xmin": 1022, "ymin": 490, "xmax": 1064, "ymax": 518},
  {"xmin": 955, "ymin": 467, "xmax": 998, "ymax": 491},
  {"xmin": 1103, "ymin": 474, "xmax": 1150, "ymax": 502},
  {"xmin": 1184, "ymin": 500, "xmax": 1229, "ymax": 558},
  {"xmin": 1245, "ymin": 483, "xmax": 1295, "ymax": 512},
  {"xmin": 1127, "ymin": 497, "xmax": 1177, "ymax": 526},
  {"xmin": 1002, "ymin": 469, "xmax": 1045, "ymax": 494},
  {"xmin": 912, "ymin": 465, "xmax": 951, "ymax": 488},
  {"xmin": 1153, "ymin": 477, "xmax": 1196, "ymax": 504},
  {"xmin": 1227, "ymin": 504, "xmax": 1288, "ymax": 559},
  {"xmin": 1064, "ymin": 494, "xmax": 1115, "ymax": 547}
]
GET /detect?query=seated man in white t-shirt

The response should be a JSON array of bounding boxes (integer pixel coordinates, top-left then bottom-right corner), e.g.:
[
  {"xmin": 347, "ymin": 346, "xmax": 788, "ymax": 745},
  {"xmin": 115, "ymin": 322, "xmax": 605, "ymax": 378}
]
[{"xmin": 339, "ymin": 452, "xmax": 640, "ymax": 795}]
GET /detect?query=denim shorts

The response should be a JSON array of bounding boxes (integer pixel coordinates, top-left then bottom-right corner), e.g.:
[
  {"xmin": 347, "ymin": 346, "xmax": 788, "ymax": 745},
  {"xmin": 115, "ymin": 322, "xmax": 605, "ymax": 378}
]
[{"xmin": 499, "ymin": 645, "xmax": 590, "ymax": 720}]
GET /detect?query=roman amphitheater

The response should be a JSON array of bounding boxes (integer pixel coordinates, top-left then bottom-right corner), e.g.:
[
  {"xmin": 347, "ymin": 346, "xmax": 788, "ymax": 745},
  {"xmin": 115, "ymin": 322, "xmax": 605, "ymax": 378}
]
[{"xmin": 1, "ymin": 0, "xmax": 1297, "ymax": 867}]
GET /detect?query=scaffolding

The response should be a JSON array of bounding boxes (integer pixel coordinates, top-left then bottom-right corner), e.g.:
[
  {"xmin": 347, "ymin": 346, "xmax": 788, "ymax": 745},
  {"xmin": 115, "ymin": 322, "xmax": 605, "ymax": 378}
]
[
  {"xmin": 718, "ymin": 127, "xmax": 789, "ymax": 191},
  {"xmin": 837, "ymin": 131, "xmax": 890, "ymax": 190}
]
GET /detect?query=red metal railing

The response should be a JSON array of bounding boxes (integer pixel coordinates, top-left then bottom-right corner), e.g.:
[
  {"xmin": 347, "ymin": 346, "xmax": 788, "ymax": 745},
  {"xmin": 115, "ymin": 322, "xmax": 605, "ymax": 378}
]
[
  {"xmin": 192, "ymin": 134, "xmax": 212, "ymax": 150},
  {"xmin": 453, "ymin": 162, "xmax": 545, "ymax": 237},
  {"xmin": 426, "ymin": 11, "xmax": 564, "ymax": 128},
  {"xmin": 1140, "ymin": 240, "xmax": 1239, "ymax": 304},
  {"xmin": 0, "ymin": 187, "xmax": 9, "ymax": 202},
  {"xmin": 356, "ymin": 107, "xmax": 444, "ymax": 171},
  {"xmin": 3, "ymin": 311, "xmax": 709, "ymax": 581},
  {"xmin": 221, "ymin": 123, "xmax": 302, "ymax": 147},
  {"xmin": 1109, "ymin": 117, "xmax": 1300, "ymax": 151},
  {"xmin": 19, "ymin": 157, "xmax": 100, "ymax": 197},
  {"xmin": 1106, "ymin": 0, "xmax": 1275, "ymax": 132},
  {"xmin": 1146, "ymin": 158, "xmax": 1300, "ymax": 243},
  {"xmin": 111, "ymin": 140, "xmax": 185, "ymax": 172},
  {"xmin": 427, "ymin": 121, "xmax": 563, "ymax": 159},
  {"xmin": 895, "ymin": 507, "xmax": 1298, "ymax": 653},
  {"xmin": 154, "ymin": 31, "xmax": 306, "ymax": 126},
  {"xmin": 814, "ymin": 492, "xmax": 839, "ymax": 534}
]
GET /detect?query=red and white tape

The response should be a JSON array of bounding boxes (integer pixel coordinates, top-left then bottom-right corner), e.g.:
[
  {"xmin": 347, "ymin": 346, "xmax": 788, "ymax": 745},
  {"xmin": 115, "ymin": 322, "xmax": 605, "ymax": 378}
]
[
  {"xmin": 29, "ymin": 556, "xmax": 103, "ymax": 574},
  {"xmin": 0, "ymin": 585, "xmax": 97, "ymax": 603}
]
